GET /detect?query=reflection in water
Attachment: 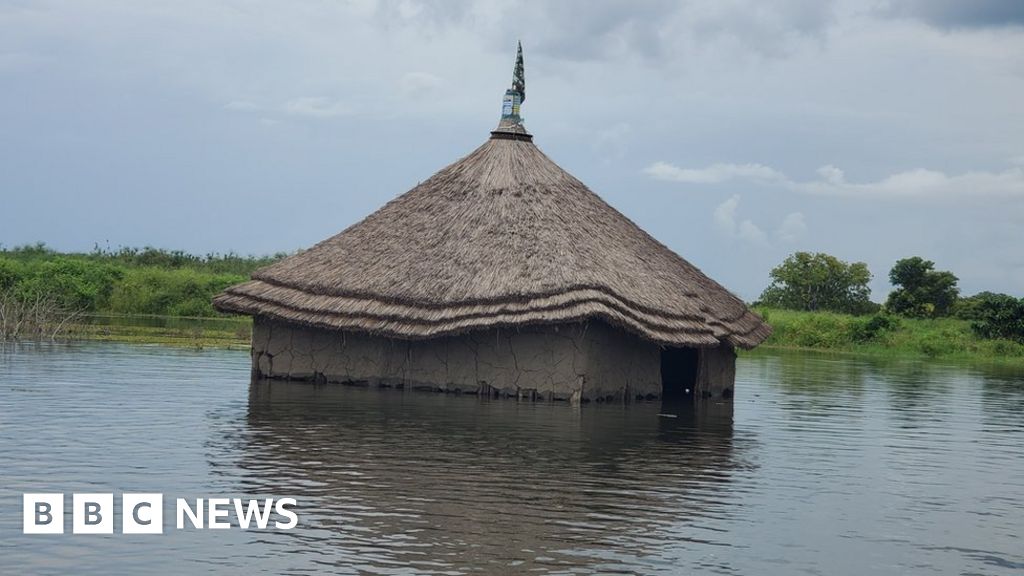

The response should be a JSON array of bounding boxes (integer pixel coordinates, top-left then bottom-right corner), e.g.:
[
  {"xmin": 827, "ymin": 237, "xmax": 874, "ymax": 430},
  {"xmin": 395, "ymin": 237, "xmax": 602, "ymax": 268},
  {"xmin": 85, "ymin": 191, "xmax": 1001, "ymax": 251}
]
[
  {"xmin": 235, "ymin": 382, "xmax": 742, "ymax": 574},
  {"xmin": 1, "ymin": 343, "xmax": 1023, "ymax": 575}
]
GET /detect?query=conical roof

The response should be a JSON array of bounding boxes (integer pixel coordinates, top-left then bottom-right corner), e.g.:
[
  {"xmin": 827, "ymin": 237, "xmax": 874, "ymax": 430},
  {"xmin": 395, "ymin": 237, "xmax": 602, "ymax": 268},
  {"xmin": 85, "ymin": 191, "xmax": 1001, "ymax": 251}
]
[{"xmin": 213, "ymin": 49, "xmax": 770, "ymax": 349}]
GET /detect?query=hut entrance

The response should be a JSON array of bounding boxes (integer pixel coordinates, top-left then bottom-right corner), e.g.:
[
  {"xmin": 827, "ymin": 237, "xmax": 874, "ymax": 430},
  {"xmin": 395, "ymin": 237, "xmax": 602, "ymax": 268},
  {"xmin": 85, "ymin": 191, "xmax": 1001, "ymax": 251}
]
[{"xmin": 661, "ymin": 347, "xmax": 699, "ymax": 400}]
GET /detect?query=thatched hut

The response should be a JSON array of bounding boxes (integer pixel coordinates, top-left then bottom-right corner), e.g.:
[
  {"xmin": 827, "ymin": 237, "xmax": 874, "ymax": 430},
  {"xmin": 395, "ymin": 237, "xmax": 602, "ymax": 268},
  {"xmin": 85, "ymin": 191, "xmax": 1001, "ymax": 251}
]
[{"xmin": 214, "ymin": 45, "xmax": 770, "ymax": 402}]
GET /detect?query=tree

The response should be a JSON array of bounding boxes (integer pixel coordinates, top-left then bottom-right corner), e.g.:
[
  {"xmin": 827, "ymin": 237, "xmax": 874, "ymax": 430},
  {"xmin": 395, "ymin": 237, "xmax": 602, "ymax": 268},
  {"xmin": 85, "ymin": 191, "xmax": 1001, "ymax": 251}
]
[
  {"xmin": 885, "ymin": 257, "xmax": 959, "ymax": 317},
  {"xmin": 965, "ymin": 292, "xmax": 1024, "ymax": 342},
  {"xmin": 758, "ymin": 252, "xmax": 875, "ymax": 314}
]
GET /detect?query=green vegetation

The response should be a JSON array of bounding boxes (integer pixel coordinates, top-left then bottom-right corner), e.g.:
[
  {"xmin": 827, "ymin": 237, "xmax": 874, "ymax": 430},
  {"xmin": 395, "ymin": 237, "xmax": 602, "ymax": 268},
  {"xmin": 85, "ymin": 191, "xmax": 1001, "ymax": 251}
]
[
  {"xmin": 885, "ymin": 256, "xmax": 959, "ymax": 318},
  {"xmin": 755, "ymin": 251, "xmax": 1024, "ymax": 364},
  {"xmin": 0, "ymin": 243, "xmax": 283, "ymax": 345},
  {"xmin": 0, "ymin": 243, "xmax": 284, "ymax": 317},
  {"xmin": 68, "ymin": 316, "xmax": 252, "ymax": 349},
  {"xmin": 756, "ymin": 307, "xmax": 1024, "ymax": 363},
  {"xmin": 957, "ymin": 292, "xmax": 1024, "ymax": 343},
  {"xmin": 758, "ymin": 252, "xmax": 876, "ymax": 314},
  {"xmin": 4, "ymin": 243, "xmax": 1023, "ymax": 363}
]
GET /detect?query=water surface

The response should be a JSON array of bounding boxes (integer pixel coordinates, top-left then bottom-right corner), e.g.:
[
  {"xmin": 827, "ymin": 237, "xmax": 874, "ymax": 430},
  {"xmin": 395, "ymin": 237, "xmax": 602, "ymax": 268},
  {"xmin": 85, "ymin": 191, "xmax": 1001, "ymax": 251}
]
[{"xmin": 1, "ymin": 343, "xmax": 1022, "ymax": 575}]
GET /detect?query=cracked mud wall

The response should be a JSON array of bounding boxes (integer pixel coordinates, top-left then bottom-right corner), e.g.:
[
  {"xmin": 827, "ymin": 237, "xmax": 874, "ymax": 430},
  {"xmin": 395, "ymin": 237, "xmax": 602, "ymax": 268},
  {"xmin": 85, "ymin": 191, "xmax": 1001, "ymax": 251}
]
[
  {"xmin": 577, "ymin": 321, "xmax": 661, "ymax": 400},
  {"xmin": 697, "ymin": 345, "xmax": 737, "ymax": 399},
  {"xmin": 251, "ymin": 317, "xmax": 662, "ymax": 401}
]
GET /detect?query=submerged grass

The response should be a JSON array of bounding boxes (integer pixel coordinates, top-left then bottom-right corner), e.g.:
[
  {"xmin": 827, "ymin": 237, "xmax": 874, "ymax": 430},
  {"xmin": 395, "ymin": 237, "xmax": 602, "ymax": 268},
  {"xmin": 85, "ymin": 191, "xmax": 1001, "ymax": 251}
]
[
  {"xmin": 65, "ymin": 316, "xmax": 252, "ymax": 350},
  {"xmin": 12, "ymin": 299, "xmax": 1024, "ymax": 367},
  {"xmin": 755, "ymin": 307, "xmax": 1024, "ymax": 366},
  {"xmin": 61, "ymin": 307, "xmax": 1024, "ymax": 368}
]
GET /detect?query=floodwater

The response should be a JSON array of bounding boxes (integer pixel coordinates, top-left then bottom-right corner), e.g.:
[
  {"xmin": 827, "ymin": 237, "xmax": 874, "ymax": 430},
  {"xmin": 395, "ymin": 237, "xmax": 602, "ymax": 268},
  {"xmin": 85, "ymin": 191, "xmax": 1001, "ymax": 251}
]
[{"xmin": 1, "ymin": 343, "xmax": 1022, "ymax": 575}]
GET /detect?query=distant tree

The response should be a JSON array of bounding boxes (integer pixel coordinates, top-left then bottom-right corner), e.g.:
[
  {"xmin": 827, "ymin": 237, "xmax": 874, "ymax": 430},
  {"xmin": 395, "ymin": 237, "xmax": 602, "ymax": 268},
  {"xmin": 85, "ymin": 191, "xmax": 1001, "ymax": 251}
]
[
  {"xmin": 955, "ymin": 291, "xmax": 996, "ymax": 320},
  {"xmin": 758, "ymin": 252, "xmax": 875, "ymax": 314},
  {"xmin": 885, "ymin": 257, "xmax": 959, "ymax": 317},
  {"xmin": 963, "ymin": 292, "xmax": 1024, "ymax": 342}
]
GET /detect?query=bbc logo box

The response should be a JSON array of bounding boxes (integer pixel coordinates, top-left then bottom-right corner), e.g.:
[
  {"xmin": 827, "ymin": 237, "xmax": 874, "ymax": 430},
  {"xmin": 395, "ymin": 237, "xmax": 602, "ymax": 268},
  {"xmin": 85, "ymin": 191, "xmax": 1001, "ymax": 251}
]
[
  {"xmin": 23, "ymin": 493, "xmax": 163, "ymax": 534},
  {"xmin": 22, "ymin": 494, "xmax": 63, "ymax": 534}
]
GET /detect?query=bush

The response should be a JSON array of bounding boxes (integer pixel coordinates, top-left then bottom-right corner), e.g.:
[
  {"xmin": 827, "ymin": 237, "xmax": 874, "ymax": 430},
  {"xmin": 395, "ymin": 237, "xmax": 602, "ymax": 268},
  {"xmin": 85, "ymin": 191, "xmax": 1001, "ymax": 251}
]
[
  {"xmin": 0, "ymin": 245, "xmax": 271, "ymax": 318},
  {"xmin": 767, "ymin": 310, "xmax": 856, "ymax": 348},
  {"xmin": 108, "ymin": 268, "xmax": 244, "ymax": 317},
  {"xmin": 8, "ymin": 257, "xmax": 123, "ymax": 311},
  {"xmin": 988, "ymin": 340, "xmax": 1023, "ymax": 356},
  {"xmin": 0, "ymin": 259, "xmax": 22, "ymax": 291},
  {"xmin": 917, "ymin": 337, "xmax": 944, "ymax": 357},
  {"xmin": 968, "ymin": 292, "xmax": 1024, "ymax": 343},
  {"xmin": 850, "ymin": 314, "xmax": 899, "ymax": 343}
]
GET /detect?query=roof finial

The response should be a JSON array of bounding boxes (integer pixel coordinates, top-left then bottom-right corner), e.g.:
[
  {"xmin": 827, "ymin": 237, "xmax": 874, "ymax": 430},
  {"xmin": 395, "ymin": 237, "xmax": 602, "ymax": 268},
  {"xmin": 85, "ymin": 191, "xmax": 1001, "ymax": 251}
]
[
  {"xmin": 513, "ymin": 40, "xmax": 525, "ymax": 105},
  {"xmin": 492, "ymin": 41, "xmax": 532, "ymax": 140}
]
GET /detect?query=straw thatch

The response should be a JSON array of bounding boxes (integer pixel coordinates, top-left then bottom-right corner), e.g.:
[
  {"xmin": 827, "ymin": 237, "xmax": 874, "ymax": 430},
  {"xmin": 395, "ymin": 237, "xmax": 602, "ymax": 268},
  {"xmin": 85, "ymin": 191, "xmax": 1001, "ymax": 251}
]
[{"xmin": 214, "ymin": 129, "xmax": 770, "ymax": 349}]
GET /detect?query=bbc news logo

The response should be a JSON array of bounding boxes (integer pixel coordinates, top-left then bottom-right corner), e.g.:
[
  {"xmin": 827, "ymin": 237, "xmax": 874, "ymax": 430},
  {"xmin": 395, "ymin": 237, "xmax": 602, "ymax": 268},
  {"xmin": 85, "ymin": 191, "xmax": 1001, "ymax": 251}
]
[{"xmin": 23, "ymin": 493, "xmax": 298, "ymax": 534}]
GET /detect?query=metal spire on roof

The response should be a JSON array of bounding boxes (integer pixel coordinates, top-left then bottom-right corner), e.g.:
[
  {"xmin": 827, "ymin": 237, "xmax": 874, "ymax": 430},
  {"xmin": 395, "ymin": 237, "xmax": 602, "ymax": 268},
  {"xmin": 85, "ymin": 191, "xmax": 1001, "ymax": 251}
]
[
  {"xmin": 513, "ymin": 40, "xmax": 525, "ymax": 105},
  {"xmin": 493, "ymin": 41, "xmax": 532, "ymax": 140}
]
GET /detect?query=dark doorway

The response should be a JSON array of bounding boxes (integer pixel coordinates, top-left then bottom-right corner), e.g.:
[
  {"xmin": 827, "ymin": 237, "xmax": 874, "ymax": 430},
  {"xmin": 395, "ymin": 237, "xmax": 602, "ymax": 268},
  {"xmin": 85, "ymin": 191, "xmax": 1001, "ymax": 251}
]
[{"xmin": 661, "ymin": 347, "xmax": 699, "ymax": 400}]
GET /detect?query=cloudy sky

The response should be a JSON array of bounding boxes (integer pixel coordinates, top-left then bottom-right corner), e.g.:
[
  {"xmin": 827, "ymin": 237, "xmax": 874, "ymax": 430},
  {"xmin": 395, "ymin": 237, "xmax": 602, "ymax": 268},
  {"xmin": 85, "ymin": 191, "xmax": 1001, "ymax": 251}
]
[{"xmin": 2, "ymin": 0, "xmax": 1023, "ymax": 301}]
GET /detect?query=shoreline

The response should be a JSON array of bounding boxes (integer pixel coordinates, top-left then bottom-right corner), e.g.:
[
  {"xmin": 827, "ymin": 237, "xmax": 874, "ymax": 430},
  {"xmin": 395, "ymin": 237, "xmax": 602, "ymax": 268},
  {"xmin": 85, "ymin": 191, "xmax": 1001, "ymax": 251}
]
[
  {"xmin": 748, "ymin": 344, "xmax": 1024, "ymax": 369},
  {"xmin": 4, "ymin": 312, "xmax": 1023, "ymax": 369},
  {"xmin": 752, "ymin": 307, "xmax": 1024, "ymax": 368}
]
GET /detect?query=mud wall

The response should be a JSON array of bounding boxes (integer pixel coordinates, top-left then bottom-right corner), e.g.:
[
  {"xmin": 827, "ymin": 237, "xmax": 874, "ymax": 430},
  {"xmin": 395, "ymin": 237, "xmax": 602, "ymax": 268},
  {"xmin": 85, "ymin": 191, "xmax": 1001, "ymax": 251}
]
[
  {"xmin": 696, "ymin": 345, "xmax": 737, "ymax": 399},
  {"xmin": 250, "ymin": 317, "xmax": 664, "ymax": 401}
]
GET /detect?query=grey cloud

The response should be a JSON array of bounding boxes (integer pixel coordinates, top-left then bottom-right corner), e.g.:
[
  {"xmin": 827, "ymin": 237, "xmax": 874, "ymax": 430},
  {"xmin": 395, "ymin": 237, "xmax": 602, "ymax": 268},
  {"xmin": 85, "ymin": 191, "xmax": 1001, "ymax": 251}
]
[
  {"xmin": 371, "ymin": 0, "xmax": 839, "ymax": 62},
  {"xmin": 3, "ymin": 0, "xmax": 1024, "ymax": 300},
  {"xmin": 646, "ymin": 160, "xmax": 1024, "ymax": 198},
  {"xmin": 883, "ymin": 0, "xmax": 1024, "ymax": 29},
  {"xmin": 283, "ymin": 97, "xmax": 352, "ymax": 118},
  {"xmin": 521, "ymin": 1, "xmax": 679, "ymax": 61},
  {"xmin": 372, "ymin": 0, "xmax": 477, "ymax": 29},
  {"xmin": 685, "ymin": 0, "xmax": 837, "ymax": 57},
  {"xmin": 529, "ymin": 0, "xmax": 838, "ymax": 61}
]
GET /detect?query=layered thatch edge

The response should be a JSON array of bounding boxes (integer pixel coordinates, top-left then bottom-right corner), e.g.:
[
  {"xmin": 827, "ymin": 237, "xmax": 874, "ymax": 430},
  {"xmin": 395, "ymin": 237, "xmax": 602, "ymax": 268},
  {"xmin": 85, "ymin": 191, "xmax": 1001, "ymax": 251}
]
[{"xmin": 214, "ymin": 279, "xmax": 771, "ymax": 349}]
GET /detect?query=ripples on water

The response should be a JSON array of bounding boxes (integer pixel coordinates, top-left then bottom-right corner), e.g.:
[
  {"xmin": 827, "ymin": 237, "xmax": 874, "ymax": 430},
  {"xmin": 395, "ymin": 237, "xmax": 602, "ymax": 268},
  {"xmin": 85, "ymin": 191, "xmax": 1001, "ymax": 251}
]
[{"xmin": 1, "ymin": 342, "xmax": 1022, "ymax": 575}]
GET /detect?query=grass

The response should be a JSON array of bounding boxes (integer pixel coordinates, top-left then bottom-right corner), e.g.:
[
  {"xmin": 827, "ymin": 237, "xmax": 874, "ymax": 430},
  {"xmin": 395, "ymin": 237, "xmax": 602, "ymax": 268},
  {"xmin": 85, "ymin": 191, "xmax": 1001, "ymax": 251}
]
[
  {"xmin": 0, "ymin": 243, "xmax": 285, "ymax": 318},
  {"xmin": 64, "ymin": 315, "xmax": 252, "ymax": 350},
  {"xmin": 755, "ymin": 307, "xmax": 1024, "ymax": 365},
  {"xmin": 0, "ymin": 244, "xmax": 267, "ymax": 348}
]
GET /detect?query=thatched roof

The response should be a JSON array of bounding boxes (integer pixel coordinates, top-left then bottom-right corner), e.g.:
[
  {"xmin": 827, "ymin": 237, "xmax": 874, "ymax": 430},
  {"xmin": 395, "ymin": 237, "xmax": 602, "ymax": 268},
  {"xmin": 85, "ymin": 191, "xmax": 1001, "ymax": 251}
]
[
  {"xmin": 213, "ymin": 48, "xmax": 770, "ymax": 349},
  {"xmin": 214, "ymin": 136, "xmax": 770, "ymax": 348}
]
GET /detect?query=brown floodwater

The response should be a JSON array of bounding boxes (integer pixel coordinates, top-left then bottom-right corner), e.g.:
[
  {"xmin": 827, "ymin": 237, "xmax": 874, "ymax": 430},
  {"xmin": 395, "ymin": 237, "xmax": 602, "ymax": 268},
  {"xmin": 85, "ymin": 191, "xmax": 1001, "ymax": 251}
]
[{"xmin": 1, "ymin": 342, "xmax": 1022, "ymax": 575}]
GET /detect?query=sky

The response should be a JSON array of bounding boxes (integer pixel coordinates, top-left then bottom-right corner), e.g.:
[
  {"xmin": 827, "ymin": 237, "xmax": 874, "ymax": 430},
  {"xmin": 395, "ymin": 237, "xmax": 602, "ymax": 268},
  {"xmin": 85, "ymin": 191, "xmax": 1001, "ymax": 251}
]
[{"xmin": 2, "ymin": 0, "xmax": 1023, "ymax": 302}]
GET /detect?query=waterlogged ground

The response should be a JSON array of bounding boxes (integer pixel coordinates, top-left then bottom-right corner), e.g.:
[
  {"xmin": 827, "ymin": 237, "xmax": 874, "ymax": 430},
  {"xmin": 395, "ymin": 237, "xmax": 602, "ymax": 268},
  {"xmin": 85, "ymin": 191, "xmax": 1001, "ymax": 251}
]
[{"xmin": 1, "ymin": 342, "xmax": 1023, "ymax": 575}]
